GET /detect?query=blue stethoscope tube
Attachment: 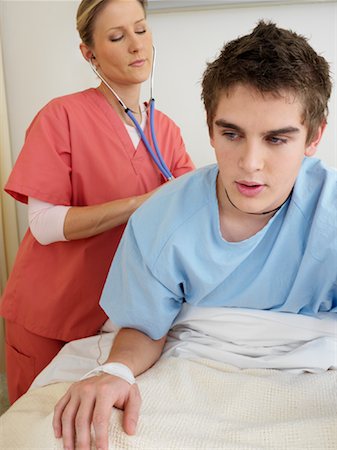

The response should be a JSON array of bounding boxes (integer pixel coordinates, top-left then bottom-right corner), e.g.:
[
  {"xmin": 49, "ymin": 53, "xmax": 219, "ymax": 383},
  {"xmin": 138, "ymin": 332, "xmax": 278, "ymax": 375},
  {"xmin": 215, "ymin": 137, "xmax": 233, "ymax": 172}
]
[
  {"xmin": 89, "ymin": 47, "xmax": 174, "ymax": 181},
  {"xmin": 125, "ymin": 99, "xmax": 173, "ymax": 181}
]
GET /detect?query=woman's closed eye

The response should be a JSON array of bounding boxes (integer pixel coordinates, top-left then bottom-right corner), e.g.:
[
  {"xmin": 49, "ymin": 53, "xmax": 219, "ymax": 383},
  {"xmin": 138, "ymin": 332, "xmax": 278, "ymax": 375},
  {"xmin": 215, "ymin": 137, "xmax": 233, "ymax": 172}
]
[
  {"xmin": 109, "ymin": 28, "xmax": 147, "ymax": 42},
  {"xmin": 109, "ymin": 34, "xmax": 123, "ymax": 42}
]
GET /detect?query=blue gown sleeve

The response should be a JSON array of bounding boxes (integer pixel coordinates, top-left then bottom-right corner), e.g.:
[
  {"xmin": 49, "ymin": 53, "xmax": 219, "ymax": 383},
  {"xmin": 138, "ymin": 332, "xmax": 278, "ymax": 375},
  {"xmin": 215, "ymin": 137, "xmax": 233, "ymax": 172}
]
[{"xmin": 99, "ymin": 221, "xmax": 183, "ymax": 339}]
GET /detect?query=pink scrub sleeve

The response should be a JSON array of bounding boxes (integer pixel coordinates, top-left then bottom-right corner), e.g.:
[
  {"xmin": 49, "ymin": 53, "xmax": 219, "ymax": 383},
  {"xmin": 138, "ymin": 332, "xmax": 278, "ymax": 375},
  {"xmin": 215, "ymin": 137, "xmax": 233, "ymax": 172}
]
[
  {"xmin": 171, "ymin": 133, "xmax": 195, "ymax": 178},
  {"xmin": 5, "ymin": 102, "xmax": 72, "ymax": 205}
]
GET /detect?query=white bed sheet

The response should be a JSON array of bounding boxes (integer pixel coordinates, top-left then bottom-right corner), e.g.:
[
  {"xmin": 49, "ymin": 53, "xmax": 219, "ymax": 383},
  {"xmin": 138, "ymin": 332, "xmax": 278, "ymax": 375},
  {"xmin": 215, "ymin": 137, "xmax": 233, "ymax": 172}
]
[{"xmin": 31, "ymin": 307, "xmax": 337, "ymax": 389}]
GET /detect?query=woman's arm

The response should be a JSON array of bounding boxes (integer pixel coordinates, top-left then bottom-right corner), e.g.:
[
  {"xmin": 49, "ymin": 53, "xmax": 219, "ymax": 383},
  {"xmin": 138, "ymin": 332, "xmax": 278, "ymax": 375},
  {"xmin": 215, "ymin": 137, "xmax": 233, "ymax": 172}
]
[
  {"xmin": 53, "ymin": 328, "xmax": 166, "ymax": 450},
  {"xmin": 28, "ymin": 188, "xmax": 159, "ymax": 244},
  {"xmin": 63, "ymin": 189, "xmax": 157, "ymax": 240}
]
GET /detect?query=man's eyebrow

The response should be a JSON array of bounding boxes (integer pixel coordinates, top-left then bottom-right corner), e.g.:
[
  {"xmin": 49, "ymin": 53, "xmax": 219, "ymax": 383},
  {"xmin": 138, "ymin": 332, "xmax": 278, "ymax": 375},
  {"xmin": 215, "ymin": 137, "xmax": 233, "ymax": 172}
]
[
  {"xmin": 214, "ymin": 120, "xmax": 243, "ymax": 132},
  {"xmin": 214, "ymin": 120, "xmax": 301, "ymax": 136},
  {"xmin": 265, "ymin": 127, "xmax": 300, "ymax": 135}
]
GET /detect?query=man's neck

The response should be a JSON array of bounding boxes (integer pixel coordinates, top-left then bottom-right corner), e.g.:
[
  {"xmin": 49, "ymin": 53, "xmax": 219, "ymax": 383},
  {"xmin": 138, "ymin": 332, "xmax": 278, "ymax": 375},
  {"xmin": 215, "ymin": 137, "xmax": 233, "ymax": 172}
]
[
  {"xmin": 216, "ymin": 176, "xmax": 277, "ymax": 242},
  {"xmin": 218, "ymin": 209, "xmax": 271, "ymax": 242}
]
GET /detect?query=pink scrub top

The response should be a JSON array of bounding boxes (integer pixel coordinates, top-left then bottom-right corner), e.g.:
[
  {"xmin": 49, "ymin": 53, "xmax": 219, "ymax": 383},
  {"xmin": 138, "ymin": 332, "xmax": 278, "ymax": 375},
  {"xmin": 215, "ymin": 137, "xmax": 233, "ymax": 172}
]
[{"xmin": 0, "ymin": 88, "xmax": 194, "ymax": 341}]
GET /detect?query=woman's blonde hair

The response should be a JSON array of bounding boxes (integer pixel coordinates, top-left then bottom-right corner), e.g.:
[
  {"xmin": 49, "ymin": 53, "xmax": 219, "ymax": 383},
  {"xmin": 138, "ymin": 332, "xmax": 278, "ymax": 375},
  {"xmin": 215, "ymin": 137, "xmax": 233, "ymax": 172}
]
[{"xmin": 77, "ymin": 0, "xmax": 147, "ymax": 47}]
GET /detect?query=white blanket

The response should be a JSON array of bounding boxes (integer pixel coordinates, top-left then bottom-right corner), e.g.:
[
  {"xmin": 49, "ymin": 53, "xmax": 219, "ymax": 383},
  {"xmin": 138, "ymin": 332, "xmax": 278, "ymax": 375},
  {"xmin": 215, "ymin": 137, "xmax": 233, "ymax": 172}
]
[
  {"xmin": 31, "ymin": 307, "xmax": 337, "ymax": 389},
  {"xmin": 1, "ymin": 357, "xmax": 337, "ymax": 449},
  {"xmin": 2, "ymin": 309, "xmax": 337, "ymax": 449}
]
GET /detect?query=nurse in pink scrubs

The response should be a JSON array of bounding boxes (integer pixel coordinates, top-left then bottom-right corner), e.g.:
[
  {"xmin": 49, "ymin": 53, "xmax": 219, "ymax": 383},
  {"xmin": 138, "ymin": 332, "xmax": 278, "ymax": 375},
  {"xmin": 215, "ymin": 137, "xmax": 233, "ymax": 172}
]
[{"xmin": 0, "ymin": 0, "xmax": 194, "ymax": 404}]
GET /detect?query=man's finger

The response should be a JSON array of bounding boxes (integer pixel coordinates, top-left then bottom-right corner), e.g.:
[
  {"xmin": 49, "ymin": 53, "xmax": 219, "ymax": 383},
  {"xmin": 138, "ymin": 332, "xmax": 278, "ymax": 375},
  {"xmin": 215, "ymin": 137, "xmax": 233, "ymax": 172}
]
[
  {"xmin": 74, "ymin": 391, "xmax": 96, "ymax": 450},
  {"xmin": 123, "ymin": 384, "xmax": 142, "ymax": 435},
  {"xmin": 59, "ymin": 395, "xmax": 80, "ymax": 450},
  {"xmin": 92, "ymin": 386, "xmax": 119, "ymax": 450},
  {"xmin": 53, "ymin": 391, "xmax": 71, "ymax": 438}
]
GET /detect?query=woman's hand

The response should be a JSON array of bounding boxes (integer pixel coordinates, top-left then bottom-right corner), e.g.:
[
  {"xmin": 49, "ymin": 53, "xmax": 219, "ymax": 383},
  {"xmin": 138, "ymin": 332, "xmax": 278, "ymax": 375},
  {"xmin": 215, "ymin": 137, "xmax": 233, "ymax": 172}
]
[{"xmin": 53, "ymin": 374, "xmax": 141, "ymax": 450}]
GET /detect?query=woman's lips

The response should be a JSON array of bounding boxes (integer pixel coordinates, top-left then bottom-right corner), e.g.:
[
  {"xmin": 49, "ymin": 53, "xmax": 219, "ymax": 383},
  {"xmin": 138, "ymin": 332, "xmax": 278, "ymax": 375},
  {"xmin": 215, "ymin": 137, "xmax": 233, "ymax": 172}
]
[
  {"xmin": 235, "ymin": 181, "xmax": 265, "ymax": 197},
  {"xmin": 130, "ymin": 59, "xmax": 146, "ymax": 67}
]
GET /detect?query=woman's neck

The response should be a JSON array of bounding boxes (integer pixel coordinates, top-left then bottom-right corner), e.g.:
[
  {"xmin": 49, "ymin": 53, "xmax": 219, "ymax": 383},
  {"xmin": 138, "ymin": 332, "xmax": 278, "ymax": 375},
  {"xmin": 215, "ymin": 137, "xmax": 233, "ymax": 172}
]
[{"xmin": 98, "ymin": 82, "xmax": 142, "ymax": 125}]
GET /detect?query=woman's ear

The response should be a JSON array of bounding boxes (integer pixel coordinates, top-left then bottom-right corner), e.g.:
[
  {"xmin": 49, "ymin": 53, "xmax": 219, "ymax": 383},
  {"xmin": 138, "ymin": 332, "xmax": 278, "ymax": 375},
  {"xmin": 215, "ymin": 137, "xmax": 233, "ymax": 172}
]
[
  {"xmin": 79, "ymin": 42, "xmax": 94, "ymax": 63},
  {"xmin": 305, "ymin": 122, "xmax": 327, "ymax": 157}
]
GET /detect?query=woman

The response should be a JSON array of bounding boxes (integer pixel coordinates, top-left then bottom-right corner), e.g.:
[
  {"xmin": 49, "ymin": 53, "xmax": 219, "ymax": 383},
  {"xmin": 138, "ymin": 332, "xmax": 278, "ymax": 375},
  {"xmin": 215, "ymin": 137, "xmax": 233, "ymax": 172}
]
[{"xmin": 0, "ymin": 0, "xmax": 194, "ymax": 404}]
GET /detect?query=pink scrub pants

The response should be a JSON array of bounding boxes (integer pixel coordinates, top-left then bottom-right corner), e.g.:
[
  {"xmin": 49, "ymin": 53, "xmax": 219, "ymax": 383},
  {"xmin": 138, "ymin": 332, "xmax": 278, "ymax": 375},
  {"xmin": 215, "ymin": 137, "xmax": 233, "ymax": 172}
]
[{"xmin": 5, "ymin": 320, "xmax": 66, "ymax": 404}]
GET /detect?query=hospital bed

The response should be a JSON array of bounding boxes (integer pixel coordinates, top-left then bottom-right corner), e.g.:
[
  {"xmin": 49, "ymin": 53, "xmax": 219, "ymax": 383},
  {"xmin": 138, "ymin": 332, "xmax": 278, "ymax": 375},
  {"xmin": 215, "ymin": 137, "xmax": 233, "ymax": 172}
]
[{"xmin": 1, "ymin": 307, "xmax": 337, "ymax": 449}]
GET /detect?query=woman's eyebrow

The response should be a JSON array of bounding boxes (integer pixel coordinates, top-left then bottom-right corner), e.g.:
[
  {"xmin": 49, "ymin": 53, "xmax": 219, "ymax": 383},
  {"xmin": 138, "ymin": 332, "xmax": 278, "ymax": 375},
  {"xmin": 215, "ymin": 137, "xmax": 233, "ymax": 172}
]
[{"xmin": 106, "ymin": 18, "xmax": 146, "ymax": 32}]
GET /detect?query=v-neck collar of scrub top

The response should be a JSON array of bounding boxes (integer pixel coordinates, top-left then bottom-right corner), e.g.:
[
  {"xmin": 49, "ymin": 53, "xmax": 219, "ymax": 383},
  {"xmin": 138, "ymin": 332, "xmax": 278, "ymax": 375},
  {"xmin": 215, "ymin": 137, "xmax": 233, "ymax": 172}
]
[{"xmin": 88, "ymin": 88, "xmax": 149, "ymax": 161}]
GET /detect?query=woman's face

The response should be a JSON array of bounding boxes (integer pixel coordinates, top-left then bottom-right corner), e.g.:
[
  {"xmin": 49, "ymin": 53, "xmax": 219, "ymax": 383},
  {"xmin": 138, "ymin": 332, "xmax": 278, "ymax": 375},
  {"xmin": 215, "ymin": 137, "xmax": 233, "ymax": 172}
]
[{"xmin": 88, "ymin": 0, "xmax": 153, "ymax": 88}]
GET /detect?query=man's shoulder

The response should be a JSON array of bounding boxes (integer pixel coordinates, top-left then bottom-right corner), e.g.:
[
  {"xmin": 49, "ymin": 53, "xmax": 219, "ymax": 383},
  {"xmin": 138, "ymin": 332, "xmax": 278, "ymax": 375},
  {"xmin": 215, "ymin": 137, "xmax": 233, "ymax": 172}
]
[
  {"xmin": 129, "ymin": 164, "xmax": 218, "ymax": 260},
  {"xmin": 301, "ymin": 156, "xmax": 336, "ymax": 176},
  {"xmin": 132, "ymin": 164, "xmax": 217, "ymax": 226},
  {"xmin": 296, "ymin": 157, "xmax": 337, "ymax": 202},
  {"xmin": 292, "ymin": 157, "xmax": 337, "ymax": 249}
]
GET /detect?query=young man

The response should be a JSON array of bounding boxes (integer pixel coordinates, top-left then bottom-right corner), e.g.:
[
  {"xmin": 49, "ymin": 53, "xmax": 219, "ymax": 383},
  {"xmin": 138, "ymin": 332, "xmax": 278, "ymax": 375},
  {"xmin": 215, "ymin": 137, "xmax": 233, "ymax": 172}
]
[{"xmin": 53, "ymin": 21, "xmax": 336, "ymax": 450}]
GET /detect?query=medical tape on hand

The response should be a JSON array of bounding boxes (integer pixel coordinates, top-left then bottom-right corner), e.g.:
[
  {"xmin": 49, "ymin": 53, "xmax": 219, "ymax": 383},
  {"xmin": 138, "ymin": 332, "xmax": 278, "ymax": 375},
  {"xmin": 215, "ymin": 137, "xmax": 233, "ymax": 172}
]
[{"xmin": 80, "ymin": 362, "xmax": 136, "ymax": 384}]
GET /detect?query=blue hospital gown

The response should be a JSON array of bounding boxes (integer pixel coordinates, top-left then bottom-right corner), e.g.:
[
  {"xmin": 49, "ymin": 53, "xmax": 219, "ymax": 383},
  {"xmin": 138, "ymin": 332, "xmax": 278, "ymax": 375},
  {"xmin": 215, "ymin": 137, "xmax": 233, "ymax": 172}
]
[{"xmin": 100, "ymin": 157, "xmax": 337, "ymax": 339}]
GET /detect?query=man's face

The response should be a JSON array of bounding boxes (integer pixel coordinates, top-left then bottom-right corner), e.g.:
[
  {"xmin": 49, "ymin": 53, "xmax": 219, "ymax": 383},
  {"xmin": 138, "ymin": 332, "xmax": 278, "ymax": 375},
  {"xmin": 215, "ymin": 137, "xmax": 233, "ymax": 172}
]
[{"xmin": 211, "ymin": 84, "xmax": 322, "ymax": 216}]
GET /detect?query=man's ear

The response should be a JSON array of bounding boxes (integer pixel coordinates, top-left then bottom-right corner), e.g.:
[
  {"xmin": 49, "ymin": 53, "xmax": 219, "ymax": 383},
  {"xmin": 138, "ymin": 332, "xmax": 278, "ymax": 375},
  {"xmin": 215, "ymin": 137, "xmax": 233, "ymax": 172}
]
[
  {"xmin": 305, "ymin": 122, "xmax": 327, "ymax": 157},
  {"xmin": 209, "ymin": 123, "xmax": 215, "ymax": 149}
]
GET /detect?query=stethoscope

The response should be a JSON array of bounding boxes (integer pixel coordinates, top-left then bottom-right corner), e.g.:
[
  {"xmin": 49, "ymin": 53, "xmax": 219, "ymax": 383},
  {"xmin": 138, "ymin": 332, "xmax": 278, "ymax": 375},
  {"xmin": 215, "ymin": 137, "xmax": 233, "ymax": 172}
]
[{"xmin": 89, "ymin": 46, "xmax": 174, "ymax": 181}]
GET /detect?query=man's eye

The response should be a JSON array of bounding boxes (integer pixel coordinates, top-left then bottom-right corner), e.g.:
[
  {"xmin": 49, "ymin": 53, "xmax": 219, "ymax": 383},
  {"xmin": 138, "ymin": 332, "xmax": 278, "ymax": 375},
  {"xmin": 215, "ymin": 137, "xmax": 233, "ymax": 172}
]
[
  {"xmin": 268, "ymin": 136, "xmax": 287, "ymax": 145},
  {"xmin": 222, "ymin": 131, "xmax": 239, "ymax": 141}
]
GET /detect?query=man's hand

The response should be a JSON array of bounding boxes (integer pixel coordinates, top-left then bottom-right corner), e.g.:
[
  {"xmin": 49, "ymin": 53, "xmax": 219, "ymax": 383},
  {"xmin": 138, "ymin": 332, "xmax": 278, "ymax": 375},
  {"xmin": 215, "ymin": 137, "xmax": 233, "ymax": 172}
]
[
  {"xmin": 53, "ymin": 327, "xmax": 166, "ymax": 449},
  {"xmin": 52, "ymin": 373, "xmax": 141, "ymax": 450}
]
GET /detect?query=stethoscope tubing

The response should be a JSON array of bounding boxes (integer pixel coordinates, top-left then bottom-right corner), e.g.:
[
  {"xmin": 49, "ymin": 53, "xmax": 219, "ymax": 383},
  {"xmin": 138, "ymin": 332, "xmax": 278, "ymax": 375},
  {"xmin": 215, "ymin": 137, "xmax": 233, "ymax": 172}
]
[
  {"xmin": 126, "ymin": 100, "xmax": 173, "ymax": 181},
  {"xmin": 149, "ymin": 99, "xmax": 174, "ymax": 180},
  {"xmin": 89, "ymin": 46, "xmax": 174, "ymax": 181}
]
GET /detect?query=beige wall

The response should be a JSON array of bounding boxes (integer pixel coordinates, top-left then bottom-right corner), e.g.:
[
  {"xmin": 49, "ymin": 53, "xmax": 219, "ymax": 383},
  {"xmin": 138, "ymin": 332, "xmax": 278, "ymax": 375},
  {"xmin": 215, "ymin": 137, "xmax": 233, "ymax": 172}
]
[
  {"xmin": 0, "ymin": 320, "xmax": 5, "ymax": 373},
  {"xmin": 0, "ymin": 23, "xmax": 20, "ymax": 375}
]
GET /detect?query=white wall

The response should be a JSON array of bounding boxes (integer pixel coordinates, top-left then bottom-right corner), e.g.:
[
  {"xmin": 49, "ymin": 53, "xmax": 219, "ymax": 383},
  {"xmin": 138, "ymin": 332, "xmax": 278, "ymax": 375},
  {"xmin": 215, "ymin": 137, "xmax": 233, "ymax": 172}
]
[{"xmin": 1, "ymin": 1, "xmax": 336, "ymax": 239}]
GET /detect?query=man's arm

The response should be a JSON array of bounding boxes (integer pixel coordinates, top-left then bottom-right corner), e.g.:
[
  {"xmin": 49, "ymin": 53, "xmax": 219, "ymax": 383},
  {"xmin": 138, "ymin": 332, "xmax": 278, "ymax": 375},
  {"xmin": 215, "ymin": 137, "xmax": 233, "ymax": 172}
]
[{"xmin": 53, "ymin": 328, "xmax": 167, "ymax": 450}]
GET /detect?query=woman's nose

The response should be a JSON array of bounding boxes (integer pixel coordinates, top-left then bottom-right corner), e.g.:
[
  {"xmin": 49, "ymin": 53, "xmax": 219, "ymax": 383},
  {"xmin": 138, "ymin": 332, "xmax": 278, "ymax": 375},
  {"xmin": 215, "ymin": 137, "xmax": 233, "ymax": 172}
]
[{"xmin": 129, "ymin": 33, "xmax": 144, "ymax": 53}]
